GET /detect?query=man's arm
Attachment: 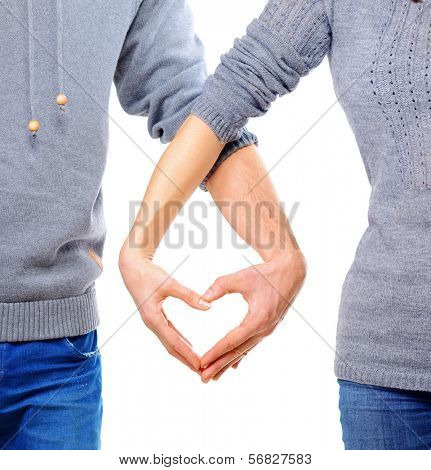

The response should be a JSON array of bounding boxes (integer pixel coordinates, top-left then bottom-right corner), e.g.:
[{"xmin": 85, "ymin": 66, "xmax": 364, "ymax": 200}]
[
  {"xmin": 201, "ymin": 145, "xmax": 306, "ymax": 382},
  {"xmin": 183, "ymin": 0, "xmax": 331, "ymax": 380}
]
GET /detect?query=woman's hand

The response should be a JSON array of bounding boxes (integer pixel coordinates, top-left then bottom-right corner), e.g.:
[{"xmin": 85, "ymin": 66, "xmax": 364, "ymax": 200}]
[
  {"xmin": 119, "ymin": 246, "xmax": 211, "ymax": 373},
  {"xmin": 199, "ymin": 251, "xmax": 306, "ymax": 382}
]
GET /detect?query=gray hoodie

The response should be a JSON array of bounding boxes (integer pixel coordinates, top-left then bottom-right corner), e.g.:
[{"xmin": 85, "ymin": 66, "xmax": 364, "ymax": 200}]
[{"xmin": 0, "ymin": 0, "xmax": 256, "ymax": 342}]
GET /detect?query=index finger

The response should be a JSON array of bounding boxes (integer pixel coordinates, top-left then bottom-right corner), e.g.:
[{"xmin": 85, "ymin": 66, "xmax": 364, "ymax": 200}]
[
  {"xmin": 153, "ymin": 317, "xmax": 201, "ymax": 371},
  {"xmin": 200, "ymin": 321, "xmax": 256, "ymax": 369}
]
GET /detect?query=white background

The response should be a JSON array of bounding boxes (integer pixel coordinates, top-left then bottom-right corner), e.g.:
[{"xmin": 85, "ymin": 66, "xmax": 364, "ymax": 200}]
[
  {"xmin": 100, "ymin": 0, "xmax": 368, "ymax": 457},
  {"xmin": 7, "ymin": 0, "xmax": 429, "ymax": 467},
  {"xmin": 103, "ymin": 0, "xmax": 365, "ymax": 455},
  {"xmin": 3, "ymin": 0, "xmax": 431, "ymax": 468}
]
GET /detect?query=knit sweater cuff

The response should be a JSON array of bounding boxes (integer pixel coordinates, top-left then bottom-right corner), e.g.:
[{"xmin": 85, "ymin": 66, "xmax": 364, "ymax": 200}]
[
  {"xmin": 192, "ymin": 98, "xmax": 247, "ymax": 144},
  {"xmin": 200, "ymin": 128, "xmax": 258, "ymax": 191}
]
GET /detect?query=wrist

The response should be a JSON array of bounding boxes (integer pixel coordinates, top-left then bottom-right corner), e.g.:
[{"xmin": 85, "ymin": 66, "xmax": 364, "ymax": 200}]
[
  {"xmin": 118, "ymin": 238, "xmax": 155, "ymax": 271},
  {"xmin": 267, "ymin": 249, "xmax": 307, "ymax": 281}
]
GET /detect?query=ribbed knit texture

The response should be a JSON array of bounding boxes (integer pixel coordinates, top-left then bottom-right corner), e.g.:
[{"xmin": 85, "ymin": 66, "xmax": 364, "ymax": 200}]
[
  {"xmin": 0, "ymin": 0, "xmax": 256, "ymax": 342},
  {"xmin": 193, "ymin": 0, "xmax": 331, "ymax": 143},
  {"xmin": 193, "ymin": 0, "xmax": 431, "ymax": 392},
  {"xmin": 0, "ymin": 290, "xmax": 98, "ymax": 342}
]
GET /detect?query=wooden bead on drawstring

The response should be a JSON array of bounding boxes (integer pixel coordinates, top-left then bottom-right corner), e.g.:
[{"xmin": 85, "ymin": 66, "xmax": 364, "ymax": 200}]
[
  {"xmin": 56, "ymin": 93, "xmax": 68, "ymax": 106},
  {"xmin": 28, "ymin": 119, "xmax": 41, "ymax": 133}
]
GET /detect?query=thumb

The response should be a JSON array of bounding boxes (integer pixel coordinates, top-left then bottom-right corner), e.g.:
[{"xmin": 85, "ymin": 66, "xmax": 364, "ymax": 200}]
[
  {"xmin": 203, "ymin": 273, "xmax": 242, "ymax": 302},
  {"xmin": 169, "ymin": 280, "xmax": 212, "ymax": 311}
]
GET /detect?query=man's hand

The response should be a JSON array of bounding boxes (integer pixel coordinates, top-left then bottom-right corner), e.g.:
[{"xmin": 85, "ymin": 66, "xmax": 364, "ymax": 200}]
[
  {"xmin": 119, "ymin": 247, "xmax": 211, "ymax": 373},
  {"xmin": 199, "ymin": 251, "xmax": 306, "ymax": 383}
]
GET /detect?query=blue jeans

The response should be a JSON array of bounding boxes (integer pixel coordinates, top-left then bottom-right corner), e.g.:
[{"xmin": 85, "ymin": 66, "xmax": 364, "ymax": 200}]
[
  {"xmin": 339, "ymin": 379, "xmax": 431, "ymax": 450},
  {"xmin": 0, "ymin": 330, "xmax": 102, "ymax": 450}
]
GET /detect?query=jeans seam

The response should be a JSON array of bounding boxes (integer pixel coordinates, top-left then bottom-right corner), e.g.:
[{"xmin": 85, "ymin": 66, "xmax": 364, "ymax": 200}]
[{"xmin": 0, "ymin": 343, "xmax": 6, "ymax": 383}]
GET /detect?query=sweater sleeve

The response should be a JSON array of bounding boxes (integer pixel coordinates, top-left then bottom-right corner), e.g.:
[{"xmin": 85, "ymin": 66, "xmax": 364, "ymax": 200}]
[
  {"xmin": 114, "ymin": 0, "xmax": 257, "ymax": 189},
  {"xmin": 114, "ymin": 0, "xmax": 205, "ymax": 144},
  {"xmin": 192, "ymin": 0, "xmax": 332, "ymax": 143}
]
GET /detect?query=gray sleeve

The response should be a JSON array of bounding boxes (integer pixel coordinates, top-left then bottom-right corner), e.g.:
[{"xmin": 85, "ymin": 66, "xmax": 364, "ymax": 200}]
[
  {"xmin": 114, "ymin": 0, "xmax": 257, "ymax": 189},
  {"xmin": 192, "ymin": 0, "xmax": 332, "ymax": 143},
  {"xmin": 114, "ymin": 0, "xmax": 207, "ymax": 143}
]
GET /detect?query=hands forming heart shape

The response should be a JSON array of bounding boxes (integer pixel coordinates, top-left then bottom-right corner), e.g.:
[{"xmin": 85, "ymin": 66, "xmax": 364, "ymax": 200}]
[{"xmin": 119, "ymin": 248, "xmax": 306, "ymax": 383}]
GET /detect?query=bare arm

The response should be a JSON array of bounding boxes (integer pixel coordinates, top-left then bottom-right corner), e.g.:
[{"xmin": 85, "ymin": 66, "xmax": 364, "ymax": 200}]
[
  {"xmin": 124, "ymin": 116, "xmax": 224, "ymax": 256},
  {"xmin": 200, "ymin": 145, "xmax": 306, "ymax": 382},
  {"xmin": 206, "ymin": 145, "xmax": 299, "ymax": 263},
  {"xmin": 119, "ymin": 116, "xmax": 223, "ymax": 372},
  {"xmin": 119, "ymin": 116, "xmax": 305, "ymax": 379}
]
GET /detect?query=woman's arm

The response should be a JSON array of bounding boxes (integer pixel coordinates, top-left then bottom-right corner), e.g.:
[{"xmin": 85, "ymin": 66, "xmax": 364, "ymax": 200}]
[
  {"xmin": 201, "ymin": 145, "xmax": 306, "ymax": 382},
  {"xmin": 192, "ymin": 0, "xmax": 332, "ymax": 143}
]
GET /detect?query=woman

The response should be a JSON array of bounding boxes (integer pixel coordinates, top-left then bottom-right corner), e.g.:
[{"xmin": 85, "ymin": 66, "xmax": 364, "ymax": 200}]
[{"xmin": 120, "ymin": 0, "xmax": 431, "ymax": 450}]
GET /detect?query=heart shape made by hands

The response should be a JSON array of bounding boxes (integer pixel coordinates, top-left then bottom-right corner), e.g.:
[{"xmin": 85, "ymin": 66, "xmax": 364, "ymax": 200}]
[{"xmin": 165, "ymin": 292, "xmax": 247, "ymax": 357}]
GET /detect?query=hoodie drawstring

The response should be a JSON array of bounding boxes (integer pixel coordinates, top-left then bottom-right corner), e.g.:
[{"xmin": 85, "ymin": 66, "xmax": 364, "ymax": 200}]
[
  {"xmin": 27, "ymin": 0, "xmax": 67, "ymax": 137},
  {"xmin": 27, "ymin": 0, "xmax": 39, "ymax": 136},
  {"xmin": 56, "ymin": 0, "xmax": 68, "ymax": 110}
]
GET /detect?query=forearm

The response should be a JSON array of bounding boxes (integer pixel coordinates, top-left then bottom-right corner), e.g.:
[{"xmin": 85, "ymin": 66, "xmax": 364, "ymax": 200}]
[
  {"xmin": 206, "ymin": 145, "xmax": 301, "ymax": 263},
  {"xmin": 201, "ymin": 146, "xmax": 306, "ymax": 380},
  {"xmin": 124, "ymin": 115, "xmax": 224, "ymax": 257}
]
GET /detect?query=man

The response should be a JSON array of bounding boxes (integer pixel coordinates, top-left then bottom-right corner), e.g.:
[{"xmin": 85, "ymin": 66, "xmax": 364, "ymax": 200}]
[{"xmin": 0, "ymin": 0, "xmax": 257, "ymax": 450}]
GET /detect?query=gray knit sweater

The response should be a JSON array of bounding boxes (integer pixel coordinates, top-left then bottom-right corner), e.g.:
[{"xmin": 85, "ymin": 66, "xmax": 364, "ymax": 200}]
[
  {"xmin": 0, "ymin": 0, "xmax": 256, "ymax": 342},
  {"xmin": 193, "ymin": 0, "xmax": 431, "ymax": 392}
]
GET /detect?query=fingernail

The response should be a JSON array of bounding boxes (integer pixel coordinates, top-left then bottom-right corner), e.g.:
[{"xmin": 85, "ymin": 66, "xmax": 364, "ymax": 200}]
[
  {"xmin": 198, "ymin": 299, "xmax": 212, "ymax": 309},
  {"xmin": 203, "ymin": 288, "xmax": 214, "ymax": 299}
]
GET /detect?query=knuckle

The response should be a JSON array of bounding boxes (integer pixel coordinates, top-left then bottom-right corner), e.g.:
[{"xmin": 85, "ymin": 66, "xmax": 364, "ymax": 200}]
[
  {"xmin": 141, "ymin": 312, "xmax": 154, "ymax": 328},
  {"xmin": 164, "ymin": 277, "xmax": 175, "ymax": 292},
  {"xmin": 261, "ymin": 326, "xmax": 274, "ymax": 338},
  {"xmin": 185, "ymin": 288, "xmax": 195, "ymax": 304},
  {"xmin": 267, "ymin": 325, "xmax": 276, "ymax": 336},
  {"xmin": 232, "ymin": 348, "xmax": 242, "ymax": 359},
  {"xmin": 214, "ymin": 276, "xmax": 225, "ymax": 291},
  {"xmin": 254, "ymin": 319, "xmax": 266, "ymax": 332},
  {"xmin": 256, "ymin": 312, "xmax": 273, "ymax": 331},
  {"xmin": 296, "ymin": 255, "xmax": 308, "ymax": 280},
  {"xmin": 259, "ymin": 328, "xmax": 270, "ymax": 338},
  {"xmin": 242, "ymin": 269, "xmax": 255, "ymax": 283},
  {"xmin": 152, "ymin": 284, "xmax": 166, "ymax": 300},
  {"xmin": 261, "ymin": 310, "xmax": 273, "ymax": 324}
]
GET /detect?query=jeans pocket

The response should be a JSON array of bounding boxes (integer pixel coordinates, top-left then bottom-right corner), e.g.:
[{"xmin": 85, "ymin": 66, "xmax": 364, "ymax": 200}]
[{"xmin": 63, "ymin": 330, "xmax": 100, "ymax": 359}]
